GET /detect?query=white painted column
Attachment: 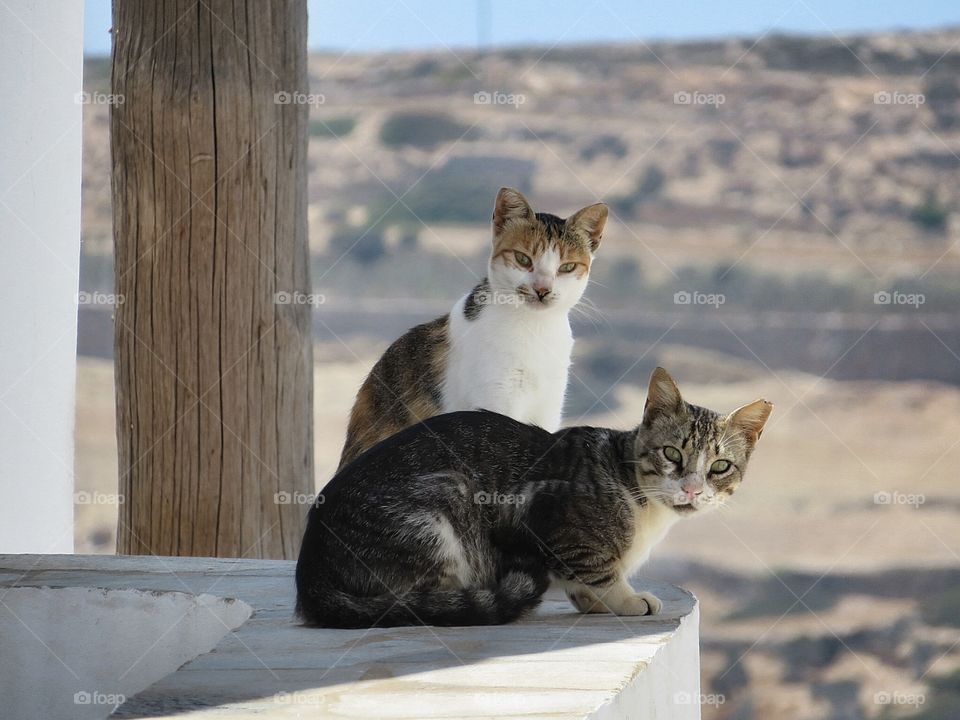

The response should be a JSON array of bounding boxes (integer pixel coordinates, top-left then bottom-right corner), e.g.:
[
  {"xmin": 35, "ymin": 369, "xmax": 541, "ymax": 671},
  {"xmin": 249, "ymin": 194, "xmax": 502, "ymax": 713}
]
[{"xmin": 0, "ymin": 1, "xmax": 85, "ymax": 553}]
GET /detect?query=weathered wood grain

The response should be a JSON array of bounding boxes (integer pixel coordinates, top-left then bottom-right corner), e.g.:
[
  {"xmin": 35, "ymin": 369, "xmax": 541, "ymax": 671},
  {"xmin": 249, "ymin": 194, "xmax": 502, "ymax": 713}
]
[{"xmin": 111, "ymin": 0, "xmax": 313, "ymax": 558}]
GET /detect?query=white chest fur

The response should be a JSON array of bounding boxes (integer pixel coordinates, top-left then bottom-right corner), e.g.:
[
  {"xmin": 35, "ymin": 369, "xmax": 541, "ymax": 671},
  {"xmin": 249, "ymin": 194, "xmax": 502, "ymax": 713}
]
[
  {"xmin": 442, "ymin": 295, "xmax": 573, "ymax": 431},
  {"xmin": 620, "ymin": 497, "xmax": 680, "ymax": 577}
]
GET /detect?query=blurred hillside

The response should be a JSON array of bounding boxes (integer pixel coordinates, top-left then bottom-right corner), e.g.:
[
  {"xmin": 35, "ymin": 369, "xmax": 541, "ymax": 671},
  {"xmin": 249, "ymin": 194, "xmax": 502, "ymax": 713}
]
[
  {"xmin": 81, "ymin": 29, "xmax": 960, "ymax": 273},
  {"xmin": 75, "ymin": 30, "xmax": 960, "ymax": 720},
  {"xmin": 80, "ymin": 30, "xmax": 960, "ymax": 396}
]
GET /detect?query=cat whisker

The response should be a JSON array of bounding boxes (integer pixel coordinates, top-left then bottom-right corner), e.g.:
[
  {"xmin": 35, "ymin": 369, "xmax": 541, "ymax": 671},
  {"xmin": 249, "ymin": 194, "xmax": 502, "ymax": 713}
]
[
  {"xmin": 632, "ymin": 490, "xmax": 681, "ymax": 501},
  {"xmin": 571, "ymin": 306, "xmax": 602, "ymax": 331},
  {"xmin": 572, "ymin": 299, "xmax": 610, "ymax": 328},
  {"xmin": 572, "ymin": 304, "xmax": 609, "ymax": 329},
  {"xmin": 578, "ymin": 296, "xmax": 607, "ymax": 315}
]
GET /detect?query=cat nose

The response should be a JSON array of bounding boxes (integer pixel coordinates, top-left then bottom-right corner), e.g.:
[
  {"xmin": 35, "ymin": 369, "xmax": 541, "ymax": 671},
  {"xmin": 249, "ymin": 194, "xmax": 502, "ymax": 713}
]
[
  {"xmin": 533, "ymin": 285, "xmax": 551, "ymax": 300},
  {"xmin": 680, "ymin": 479, "xmax": 703, "ymax": 500}
]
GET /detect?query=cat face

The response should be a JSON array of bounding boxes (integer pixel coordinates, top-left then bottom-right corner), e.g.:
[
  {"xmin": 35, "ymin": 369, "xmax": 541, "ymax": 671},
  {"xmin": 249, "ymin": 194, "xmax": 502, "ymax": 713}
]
[
  {"xmin": 486, "ymin": 188, "xmax": 606, "ymax": 313},
  {"xmin": 633, "ymin": 367, "xmax": 772, "ymax": 514}
]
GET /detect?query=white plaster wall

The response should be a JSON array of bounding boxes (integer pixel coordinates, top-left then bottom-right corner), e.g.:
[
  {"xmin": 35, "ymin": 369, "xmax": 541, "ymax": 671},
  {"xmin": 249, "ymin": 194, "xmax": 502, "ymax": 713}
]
[
  {"xmin": 0, "ymin": 587, "xmax": 252, "ymax": 720},
  {"xmin": 592, "ymin": 604, "xmax": 702, "ymax": 720},
  {"xmin": 0, "ymin": 1, "xmax": 84, "ymax": 552}
]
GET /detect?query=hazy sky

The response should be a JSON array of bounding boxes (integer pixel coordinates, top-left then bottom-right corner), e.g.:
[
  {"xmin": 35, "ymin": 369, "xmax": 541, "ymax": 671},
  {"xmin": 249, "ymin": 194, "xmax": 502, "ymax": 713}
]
[{"xmin": 84, "ymin": 0, "xmax": 960, "ymax": 56}]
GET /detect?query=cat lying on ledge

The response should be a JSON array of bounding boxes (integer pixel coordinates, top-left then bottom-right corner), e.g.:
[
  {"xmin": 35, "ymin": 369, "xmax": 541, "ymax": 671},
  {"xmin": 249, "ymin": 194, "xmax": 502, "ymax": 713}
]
[{"xmin": 296, "ymin": 367, "xmax": 771, "ymax": 628}]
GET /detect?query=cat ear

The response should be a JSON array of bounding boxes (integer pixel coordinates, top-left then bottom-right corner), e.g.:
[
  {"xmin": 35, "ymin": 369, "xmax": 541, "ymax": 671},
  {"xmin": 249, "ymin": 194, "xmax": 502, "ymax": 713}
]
[
  {"xmin": 567, "ymin": 202, "xmax": 608, "ymax": 253},
  {"xmin": 492, "ymin": 187, "xmax": 534, "ymax": 235},
  {"xmin": 727, "ymin": 399, "xmax": 773, "ymax": 444},
  {"xmin": 643, "ymin": 367, "xmax": 683, "ymax": 424}
]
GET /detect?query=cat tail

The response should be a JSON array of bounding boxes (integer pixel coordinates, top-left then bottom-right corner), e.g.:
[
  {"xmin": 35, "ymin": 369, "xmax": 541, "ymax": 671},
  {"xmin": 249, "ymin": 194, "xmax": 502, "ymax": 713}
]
[{"xmin": 296, "ymin": 566, "xmax": 549, "ymax": 628}]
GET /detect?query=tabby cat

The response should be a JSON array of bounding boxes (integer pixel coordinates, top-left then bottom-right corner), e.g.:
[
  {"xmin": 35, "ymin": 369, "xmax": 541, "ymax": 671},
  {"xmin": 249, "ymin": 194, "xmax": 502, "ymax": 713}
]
[
  {"xmin": 297, "ymin": 367, "xmax": 771, "ymax": 627},
  {"xmin": 337, "ymin": 187, "xmax": 607, "ymax": 469}
]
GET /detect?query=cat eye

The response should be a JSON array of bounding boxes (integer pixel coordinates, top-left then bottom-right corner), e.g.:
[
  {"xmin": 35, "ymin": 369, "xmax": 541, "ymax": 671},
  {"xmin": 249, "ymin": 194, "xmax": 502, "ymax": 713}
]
[
  {"xmin": 662, "ymin": 446, "xmax": 682, "ymax": 463},
  {"xmin": 710, "ymin": 460, "xmax": 731, "ymax": 474},
  {"xmin": 558, "ymin": 262, "xmax": 577, "ymax": 273},
  {"xmin": 514, "ymin": 251, "xmax": 533, "ymax": 268}
]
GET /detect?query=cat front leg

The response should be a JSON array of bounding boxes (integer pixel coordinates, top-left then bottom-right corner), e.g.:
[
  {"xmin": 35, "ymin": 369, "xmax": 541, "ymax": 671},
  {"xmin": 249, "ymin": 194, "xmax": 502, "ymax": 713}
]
[
  {"xmin": 565, "ymin": 577, "xmax": 662, "ymax": 616},
  {"xmin": 525, "ymin": 351, "xmax": 570, "ymax": 432}
]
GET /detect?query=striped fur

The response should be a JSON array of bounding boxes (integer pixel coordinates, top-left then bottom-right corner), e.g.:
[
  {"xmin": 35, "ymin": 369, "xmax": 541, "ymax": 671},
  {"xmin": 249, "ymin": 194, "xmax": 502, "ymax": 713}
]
[{"xmin": 297, "ymin": 368, "xmax": 771, "ymax": 627}]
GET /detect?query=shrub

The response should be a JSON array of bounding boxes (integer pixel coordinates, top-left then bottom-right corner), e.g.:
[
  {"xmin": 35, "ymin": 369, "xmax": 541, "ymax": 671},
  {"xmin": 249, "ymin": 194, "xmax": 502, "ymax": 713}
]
[
  {"xmin": 894, "ymin": 670, "xmax": 960, "ymax": 720},
  {"xmin": 910, "ymin": 192, "xmax": 949, "ymax": 232},
  {"xmin": 921, "ymin": 587, "xmax": 960, "ymax": 628},
  {"xmin": 379, "ymin": 112, "xmax": 475, "ymax": 149},
  {"xmin": 326, "ymin": 225, "xmax": 386, "ymax": 265},
  {"xmin": 309, "ymin": 116, "xmax": 355, "ymax": 139},
  {"xmin": 609, "ymin": 165, "xmax": 666, "ymax": 216},
  {"xmin": 369, "ymin": 156, "xmax": 533, "ymax": 224},
  {"xmin": 580, "ymin": 134, "xmax": 628, "ymax": 161}
]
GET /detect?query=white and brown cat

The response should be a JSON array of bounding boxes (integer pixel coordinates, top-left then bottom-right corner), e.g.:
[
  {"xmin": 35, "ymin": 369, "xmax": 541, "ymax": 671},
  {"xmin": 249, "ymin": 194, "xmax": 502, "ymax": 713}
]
[{"xmin": 337, "ymin": 187, "xmax": 607, "ymax": 468}]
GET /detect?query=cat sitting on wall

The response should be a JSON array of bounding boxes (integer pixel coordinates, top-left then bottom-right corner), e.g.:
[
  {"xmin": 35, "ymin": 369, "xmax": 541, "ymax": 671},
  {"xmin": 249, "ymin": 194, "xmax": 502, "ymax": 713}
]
[{"xmin": 337, "ymin": 187, "xmax": 607, "ymax": 469}]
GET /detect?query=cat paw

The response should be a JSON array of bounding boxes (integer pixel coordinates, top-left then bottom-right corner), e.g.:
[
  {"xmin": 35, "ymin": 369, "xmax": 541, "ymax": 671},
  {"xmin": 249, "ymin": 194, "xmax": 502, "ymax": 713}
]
[
  {"xmin": 616, "ymin": 591, "xmax": 662, "ymax": 616},
  {"xmin": 639, "ymin": 591, "xmax": 662, "ymax": 615},
  {"xmin": 567, "ymin": 590, "xmax": 603, "ymax": 614}
]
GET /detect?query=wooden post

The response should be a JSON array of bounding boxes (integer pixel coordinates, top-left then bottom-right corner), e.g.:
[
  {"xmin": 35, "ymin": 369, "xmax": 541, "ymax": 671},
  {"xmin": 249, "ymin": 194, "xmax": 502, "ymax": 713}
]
[{"xmin": 111, "ymin": 0, "xmax": 313, "ymax": 558}]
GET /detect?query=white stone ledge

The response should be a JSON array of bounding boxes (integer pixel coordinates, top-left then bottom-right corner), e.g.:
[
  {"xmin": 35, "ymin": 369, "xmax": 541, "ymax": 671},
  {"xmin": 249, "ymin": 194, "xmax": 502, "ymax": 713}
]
[{"xmin": 0, "ymin": 555, "xmax": 700, "ymax": 720}]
